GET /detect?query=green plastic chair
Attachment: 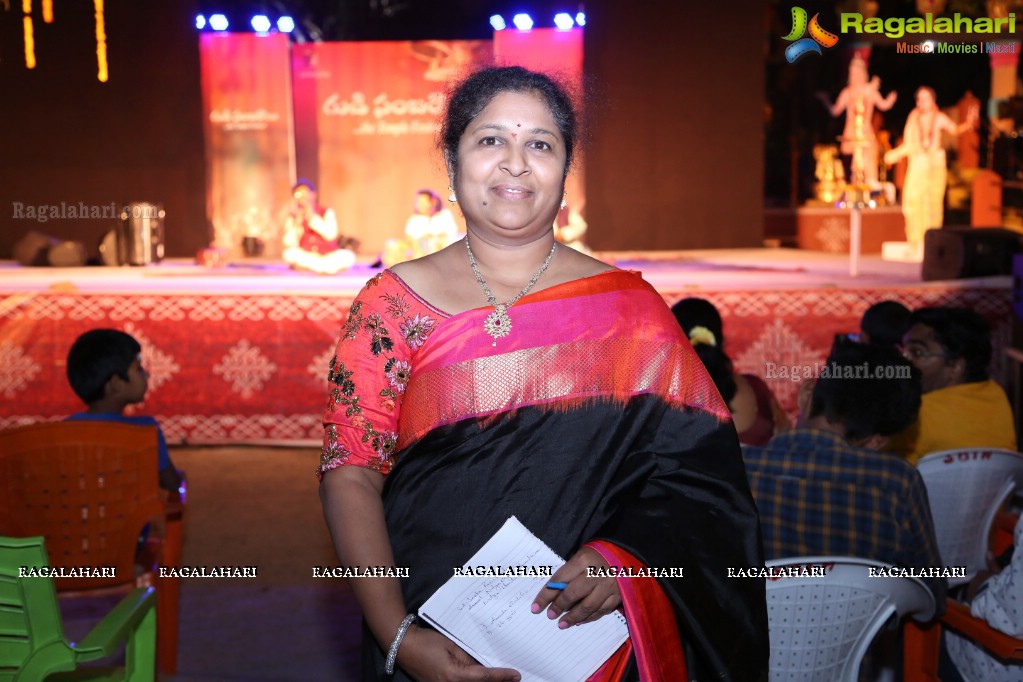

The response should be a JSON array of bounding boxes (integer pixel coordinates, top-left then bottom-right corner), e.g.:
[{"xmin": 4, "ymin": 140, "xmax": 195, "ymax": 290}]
[{"xmin": 0, "ymin": 536, "xmax": 156, "ymax": 682}]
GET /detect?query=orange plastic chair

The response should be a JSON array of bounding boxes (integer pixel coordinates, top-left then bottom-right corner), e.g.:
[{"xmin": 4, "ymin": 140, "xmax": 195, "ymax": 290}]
[
  {"xmin": 991, "ymin": 509, "xmax": 1019, "ymax": 558},
  {"xmin": 938, "ymin": 512, "xmax": 1023, "ymax": 671},
  {"xmin": 942, "ymin": 600, "xmax": 1023, "ymax": 663},
  {"xmin": 0, "ymin": 420, "xmax": 183, "ymax": 675}
]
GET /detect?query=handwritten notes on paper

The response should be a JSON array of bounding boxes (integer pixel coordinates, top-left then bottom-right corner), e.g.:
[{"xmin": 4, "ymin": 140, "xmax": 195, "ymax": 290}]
[{"xmin": 418, "ymin": 517, "xmax": 629, "ymax": 682}]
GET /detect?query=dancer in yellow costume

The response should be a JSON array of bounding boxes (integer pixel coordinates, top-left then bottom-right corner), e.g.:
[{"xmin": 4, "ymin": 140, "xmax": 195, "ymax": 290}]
[{"xmin": 884, "ymin": 87, "xmax": 978, "ymax": 256}]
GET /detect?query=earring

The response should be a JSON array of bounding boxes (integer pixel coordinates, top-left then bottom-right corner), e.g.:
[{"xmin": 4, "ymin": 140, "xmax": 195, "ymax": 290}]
[
  {"xmin": 448, "ymin": 186, "xmax": 457, "ymax": 204},
  {"xmin": 560, "ymin": 193, "xmax": 567, "ymax": 211}
]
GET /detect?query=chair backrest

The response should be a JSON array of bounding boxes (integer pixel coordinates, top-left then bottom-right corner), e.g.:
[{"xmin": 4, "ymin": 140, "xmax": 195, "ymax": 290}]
[
  {"xmin": 766, "ymin": 556, "xmax": 936, "ymax": 682},
  {"xmin": 0, "ymin": 535, "xmax": 75, "ymax": 680},
  {"xmin": 0, "ymin": 421, "xmax": 165, "ymax": 592},
  {"xmin": 916, "ymin": 448, "xmax": 1023, "ymax": 587}
]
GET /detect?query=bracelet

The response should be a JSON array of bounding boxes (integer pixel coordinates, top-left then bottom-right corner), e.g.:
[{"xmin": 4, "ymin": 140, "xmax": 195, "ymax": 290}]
[{"xmin": 384, "ymin": 613, "xmax": 417, "ymax": 675}]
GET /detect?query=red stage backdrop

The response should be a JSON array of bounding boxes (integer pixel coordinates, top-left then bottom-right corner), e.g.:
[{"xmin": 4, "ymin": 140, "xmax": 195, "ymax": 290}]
[
  {"xmin": 291, "ymin": 40, "xmax": 491, "ymax": 255},
  {"xmin": 200, "ymin": 33, "xmax": 295, "ymax": 259},
  {"xmin": 493, "ymin": 28, "xmax": 585, "ymax": 218}
]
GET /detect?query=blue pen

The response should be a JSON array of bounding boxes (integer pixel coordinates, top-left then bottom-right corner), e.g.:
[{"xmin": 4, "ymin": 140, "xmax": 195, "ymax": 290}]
[{"xmin": 546, "ymin": 581, "xmax": 568, "ymax": 590}]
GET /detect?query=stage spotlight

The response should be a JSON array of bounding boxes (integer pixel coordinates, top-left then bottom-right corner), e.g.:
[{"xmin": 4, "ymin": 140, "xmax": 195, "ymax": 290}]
[
  {"xmin": 209, "ymin": 13, "xmax": 229, "ymax": 31},
  {"xmin": 277, "ymin": 16, "xmax": 295, "ymax": 32},
  {"xmin": 512, "ymin": 13, "xmax": 533, "ymax": 31},
  {"xmin": 553, "ymin": 12, "xmax": 574, "ymax": 30},
  {"xmin": 576, "ymin": 12, "xmax": 586, "ymax": 26},
  {"xmin": 251, "ymin": 15, "xmax": 271, "ymax": 33},
  {"xmin": 490, "ymin": 14, "xmax": 506, "ymax": 31},
  {"xmin": 195, "ymin": 14, "xmax": 206, "ymax": 29}
]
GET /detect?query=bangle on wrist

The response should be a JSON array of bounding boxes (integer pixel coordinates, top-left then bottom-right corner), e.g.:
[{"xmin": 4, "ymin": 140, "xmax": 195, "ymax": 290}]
[{"xmin": 385, "ymin": 613, "xmax": 417, "ymax": 675}]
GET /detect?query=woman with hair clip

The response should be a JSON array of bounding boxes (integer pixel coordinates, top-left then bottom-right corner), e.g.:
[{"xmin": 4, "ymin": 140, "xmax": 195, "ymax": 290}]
[{"xmin": 672, "ymin": 297, "xmax": 789, "ymax": 446}]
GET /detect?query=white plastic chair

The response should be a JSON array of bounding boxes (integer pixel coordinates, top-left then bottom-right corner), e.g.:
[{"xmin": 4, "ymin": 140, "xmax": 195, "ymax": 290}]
[
  {"xmin": 916, "ymin": 448, "xmax": 1023, "ymax": 587},
  {"xmin": 766, "ymin": 556, "xmax": 936, "ymax": 682}
]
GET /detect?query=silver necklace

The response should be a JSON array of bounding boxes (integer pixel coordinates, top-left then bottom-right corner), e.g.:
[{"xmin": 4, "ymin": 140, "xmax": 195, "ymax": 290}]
[{"xmin": 465, "ymin": 237, "xmax": 557, "ymax": 346}]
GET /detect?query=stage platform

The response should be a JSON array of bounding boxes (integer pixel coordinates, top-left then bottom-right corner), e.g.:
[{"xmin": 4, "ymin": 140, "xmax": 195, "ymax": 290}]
[{"xmin": 0, "ymin": 249, "xmax": 1012, "ymax": 445}]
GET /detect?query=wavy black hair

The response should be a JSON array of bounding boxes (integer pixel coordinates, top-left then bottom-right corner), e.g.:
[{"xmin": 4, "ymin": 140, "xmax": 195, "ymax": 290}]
[{"xmin": 440, "ymin": 65, "xmax": 578, "ymax": 178}]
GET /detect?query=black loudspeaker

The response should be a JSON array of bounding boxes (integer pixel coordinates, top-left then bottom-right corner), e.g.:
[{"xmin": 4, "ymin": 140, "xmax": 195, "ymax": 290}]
[{"xmin": 923, "ymin": 227, "xmax": 1023, "ymax": 281}]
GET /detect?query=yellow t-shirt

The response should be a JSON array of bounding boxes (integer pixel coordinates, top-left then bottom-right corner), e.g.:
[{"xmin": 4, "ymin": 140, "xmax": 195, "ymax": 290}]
[{"xmin": 889, "ymin": 380, "xmax": 1017, "ymax": 465}]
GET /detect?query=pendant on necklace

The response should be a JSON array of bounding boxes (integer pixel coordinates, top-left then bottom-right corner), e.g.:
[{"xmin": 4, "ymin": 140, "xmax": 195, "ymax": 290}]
[{"xmin": 483, "ymin": 304, "xmax": 512, "ymax": 345}]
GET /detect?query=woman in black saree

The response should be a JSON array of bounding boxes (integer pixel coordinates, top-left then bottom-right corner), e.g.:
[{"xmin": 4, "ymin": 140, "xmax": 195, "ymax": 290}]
[{"xmin": 319, "ymin": 65, "xmax": 768, "ymax": 682}]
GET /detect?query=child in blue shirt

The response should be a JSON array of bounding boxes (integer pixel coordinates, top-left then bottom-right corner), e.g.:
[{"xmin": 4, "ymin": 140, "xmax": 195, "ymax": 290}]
[{"xmin": 66, "ymin": 328, "xmax": 182, "ymax": 493}]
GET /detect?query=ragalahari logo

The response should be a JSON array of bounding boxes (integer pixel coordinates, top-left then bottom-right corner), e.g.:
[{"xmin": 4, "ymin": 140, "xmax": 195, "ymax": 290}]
[{"xmin": 783, "ymin": 7, "xmax": 839, "ymax": 63}]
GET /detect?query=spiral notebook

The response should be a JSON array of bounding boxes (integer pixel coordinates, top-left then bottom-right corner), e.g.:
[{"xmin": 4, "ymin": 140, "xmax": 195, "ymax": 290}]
[{"xmin": 418, "ymin": 516, "xmax": 629, "ymax": 682}]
